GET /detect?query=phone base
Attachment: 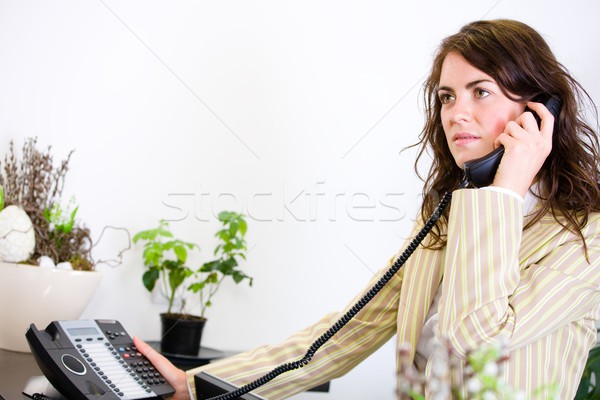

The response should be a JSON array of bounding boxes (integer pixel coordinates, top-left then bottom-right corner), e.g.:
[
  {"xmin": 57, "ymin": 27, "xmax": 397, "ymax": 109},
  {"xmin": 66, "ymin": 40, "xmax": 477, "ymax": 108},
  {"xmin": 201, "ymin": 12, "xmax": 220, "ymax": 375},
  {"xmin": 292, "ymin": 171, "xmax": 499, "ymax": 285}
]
[{"xmin": 194, "ymin": 372, "xmax": 265, "ymax": 400}]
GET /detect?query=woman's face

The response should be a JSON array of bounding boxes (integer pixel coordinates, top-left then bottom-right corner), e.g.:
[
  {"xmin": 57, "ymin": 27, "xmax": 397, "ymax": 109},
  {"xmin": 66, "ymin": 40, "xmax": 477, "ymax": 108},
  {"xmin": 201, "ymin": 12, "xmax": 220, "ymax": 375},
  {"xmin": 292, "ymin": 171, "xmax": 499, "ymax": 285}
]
[{"xmin": 438, "ymin": 52, "xmax": 525, "ymax": 167}]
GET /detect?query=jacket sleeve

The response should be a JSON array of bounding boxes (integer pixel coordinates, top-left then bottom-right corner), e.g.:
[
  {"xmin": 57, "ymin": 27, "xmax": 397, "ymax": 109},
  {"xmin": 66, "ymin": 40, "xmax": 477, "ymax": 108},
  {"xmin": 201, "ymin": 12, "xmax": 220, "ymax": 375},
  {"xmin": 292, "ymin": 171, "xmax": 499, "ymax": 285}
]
[
  {"xmin": 185, "ymin": 252, "xmax": 407, "ymax": 399},
  {"xmin": 438, "ymin": 188, "xmax": 600, "ymax": 357}
]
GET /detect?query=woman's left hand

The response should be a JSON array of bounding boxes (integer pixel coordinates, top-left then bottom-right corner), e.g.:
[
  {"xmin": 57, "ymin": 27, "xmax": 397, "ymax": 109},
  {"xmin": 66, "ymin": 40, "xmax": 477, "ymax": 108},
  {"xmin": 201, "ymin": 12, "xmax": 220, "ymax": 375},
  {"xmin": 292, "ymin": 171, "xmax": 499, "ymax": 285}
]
[
  {"xmin": 133, "ymin": 336, "xmax": 191, "ymax": 400},
  {"xmin": 491, "ymin": 101, "xmax": 555, "ymax": 197}
]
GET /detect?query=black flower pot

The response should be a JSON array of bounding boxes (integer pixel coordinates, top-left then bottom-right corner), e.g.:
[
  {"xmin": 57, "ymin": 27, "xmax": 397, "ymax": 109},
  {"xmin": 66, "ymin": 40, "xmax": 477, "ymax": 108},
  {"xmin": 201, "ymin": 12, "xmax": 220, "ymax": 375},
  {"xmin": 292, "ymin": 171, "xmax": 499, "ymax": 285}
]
[{"xmin": 160, "ymin": 313, "xmax": 207, "ymax": 356}]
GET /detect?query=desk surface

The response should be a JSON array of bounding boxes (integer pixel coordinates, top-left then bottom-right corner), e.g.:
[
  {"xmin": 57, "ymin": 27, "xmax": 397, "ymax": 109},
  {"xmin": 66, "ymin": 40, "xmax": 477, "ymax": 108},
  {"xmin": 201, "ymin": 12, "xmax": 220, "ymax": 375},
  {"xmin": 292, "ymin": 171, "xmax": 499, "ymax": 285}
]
[{"xmin": 0, "ymin": 348, "xmax": 42, "ymax": 399}]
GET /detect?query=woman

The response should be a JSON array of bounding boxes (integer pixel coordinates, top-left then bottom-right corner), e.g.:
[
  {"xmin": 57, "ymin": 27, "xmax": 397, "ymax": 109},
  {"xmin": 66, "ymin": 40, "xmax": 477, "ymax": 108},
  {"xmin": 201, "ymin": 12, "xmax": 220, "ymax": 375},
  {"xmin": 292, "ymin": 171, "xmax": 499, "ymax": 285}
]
[{"xmin": 136, "ymin": 19, "xmax": 600, "ymax": 399}]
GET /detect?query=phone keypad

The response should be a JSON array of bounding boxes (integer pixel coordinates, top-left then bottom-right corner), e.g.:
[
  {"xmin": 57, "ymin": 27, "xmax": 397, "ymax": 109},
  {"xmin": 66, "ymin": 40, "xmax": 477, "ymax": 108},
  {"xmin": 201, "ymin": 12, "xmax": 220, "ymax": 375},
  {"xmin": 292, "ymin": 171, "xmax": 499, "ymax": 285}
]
[{"xmin": 73, "ymin": 335, "xmax": 168, "ymax": 399}]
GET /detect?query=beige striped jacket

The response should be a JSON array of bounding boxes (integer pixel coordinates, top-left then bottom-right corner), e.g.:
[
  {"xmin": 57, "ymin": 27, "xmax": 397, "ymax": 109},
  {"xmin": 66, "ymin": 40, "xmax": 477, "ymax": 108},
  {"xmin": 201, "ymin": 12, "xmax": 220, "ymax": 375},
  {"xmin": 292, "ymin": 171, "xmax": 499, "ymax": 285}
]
[{"xmin": 187, "ymin": 189, "xmax": 600, "ymax": 399}]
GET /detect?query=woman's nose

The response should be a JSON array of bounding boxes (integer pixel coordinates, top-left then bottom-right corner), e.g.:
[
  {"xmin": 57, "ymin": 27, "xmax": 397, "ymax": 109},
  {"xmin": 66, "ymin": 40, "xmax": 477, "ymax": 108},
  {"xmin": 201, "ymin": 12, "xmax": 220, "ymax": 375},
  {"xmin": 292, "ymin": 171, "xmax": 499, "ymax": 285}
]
[{"xmin": 449, "ymin": 98, "xmax": 473, "ymax": 124}]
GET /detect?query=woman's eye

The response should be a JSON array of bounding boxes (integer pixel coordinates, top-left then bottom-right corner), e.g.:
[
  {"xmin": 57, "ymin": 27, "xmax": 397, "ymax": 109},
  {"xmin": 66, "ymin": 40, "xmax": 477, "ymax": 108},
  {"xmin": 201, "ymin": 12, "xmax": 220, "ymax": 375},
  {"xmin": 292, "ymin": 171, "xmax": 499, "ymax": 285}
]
[
  {"xmin": 474, "ymin": 88, "xmax": 490, "ymax": 99},
  {"xmin": 438, "ymin": 93, "xmax": 454, "ymax": 104}
]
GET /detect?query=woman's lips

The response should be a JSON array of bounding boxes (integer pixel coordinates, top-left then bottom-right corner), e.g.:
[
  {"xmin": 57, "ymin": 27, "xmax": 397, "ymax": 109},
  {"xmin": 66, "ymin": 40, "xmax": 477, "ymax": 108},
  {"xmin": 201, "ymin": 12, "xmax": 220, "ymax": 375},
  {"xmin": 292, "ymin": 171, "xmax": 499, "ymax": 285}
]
[{"xmin": 453, "ymin": 133, "xmax": 480, "ymax": 146}]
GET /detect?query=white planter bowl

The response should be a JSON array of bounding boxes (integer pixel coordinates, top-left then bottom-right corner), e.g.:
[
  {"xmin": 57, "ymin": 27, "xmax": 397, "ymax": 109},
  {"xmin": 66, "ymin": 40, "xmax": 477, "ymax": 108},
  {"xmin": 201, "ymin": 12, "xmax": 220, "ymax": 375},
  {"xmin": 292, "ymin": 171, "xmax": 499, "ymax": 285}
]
[{"xmin": 0, "ymin": 262, "xmax": 102, "ymax": 352}]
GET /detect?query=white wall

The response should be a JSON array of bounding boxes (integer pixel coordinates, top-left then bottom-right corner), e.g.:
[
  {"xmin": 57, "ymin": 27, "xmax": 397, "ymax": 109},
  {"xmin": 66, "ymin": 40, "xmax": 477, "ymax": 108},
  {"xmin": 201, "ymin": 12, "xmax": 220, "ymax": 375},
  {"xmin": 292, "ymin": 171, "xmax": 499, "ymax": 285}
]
[{"xmin": 1, "ymin": 1, "xmax": 599, "ymax": 399}]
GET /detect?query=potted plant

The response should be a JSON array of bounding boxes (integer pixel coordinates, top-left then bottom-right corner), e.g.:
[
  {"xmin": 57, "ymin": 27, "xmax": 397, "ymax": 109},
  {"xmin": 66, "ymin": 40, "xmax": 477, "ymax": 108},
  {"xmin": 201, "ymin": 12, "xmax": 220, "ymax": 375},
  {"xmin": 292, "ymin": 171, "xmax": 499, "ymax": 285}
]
[
  {"xmin": 189, "ymin": 211, "xmax": 253, "ymax": 318},
  {"xmin": 133, "ymin": 220, "xmax": 200, "ymax": 355},
  {"xmin": 133, "ymin": 211, "xmax": 252, "ymax": 356},
  {"xmin": 0, "ymin": 138, "xmax": 104, "ymax": 352},
  {"xmin": 0, "ymin": 138, "xmax": 94, "ymax": 269}
]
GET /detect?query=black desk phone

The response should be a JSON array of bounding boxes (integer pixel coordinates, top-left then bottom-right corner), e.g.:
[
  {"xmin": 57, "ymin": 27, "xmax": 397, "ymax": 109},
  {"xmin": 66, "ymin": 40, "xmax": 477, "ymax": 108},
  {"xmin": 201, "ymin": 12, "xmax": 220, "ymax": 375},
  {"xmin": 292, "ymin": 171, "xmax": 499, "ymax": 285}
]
[{"xmin": 24, "ymin": 320, "xmax": 175, "ymax": 400}]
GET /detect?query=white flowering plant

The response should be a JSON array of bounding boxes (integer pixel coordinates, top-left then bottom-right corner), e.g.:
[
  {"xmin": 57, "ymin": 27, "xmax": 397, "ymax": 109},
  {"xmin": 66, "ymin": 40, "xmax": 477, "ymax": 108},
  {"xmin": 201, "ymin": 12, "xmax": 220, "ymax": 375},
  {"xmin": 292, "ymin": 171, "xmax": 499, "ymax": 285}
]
[
  {"xmin": 397, "ymin": 338, "xmax": 557, "ymax": 400},
  {"xmin": 0, "ymin": 138, "xmax": 94, "ymax": 270},
  {"xmin": 44, "ymin": 198, "xmax": 78, "ymax": 236}
]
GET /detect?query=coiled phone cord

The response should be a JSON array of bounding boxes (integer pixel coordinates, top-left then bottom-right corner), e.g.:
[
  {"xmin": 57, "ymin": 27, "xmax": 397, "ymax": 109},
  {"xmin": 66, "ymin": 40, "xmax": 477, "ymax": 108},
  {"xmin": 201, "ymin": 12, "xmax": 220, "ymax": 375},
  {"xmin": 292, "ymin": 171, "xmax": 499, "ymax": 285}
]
[{"xmin": 208, "ymin": 178, "xmax": 468, "ymax": 400}]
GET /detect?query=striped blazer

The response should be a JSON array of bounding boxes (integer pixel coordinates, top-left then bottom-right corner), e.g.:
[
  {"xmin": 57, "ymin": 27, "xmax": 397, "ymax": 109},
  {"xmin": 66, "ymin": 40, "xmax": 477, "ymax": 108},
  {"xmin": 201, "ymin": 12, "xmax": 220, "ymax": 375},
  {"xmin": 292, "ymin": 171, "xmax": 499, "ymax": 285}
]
[{"xmin": 187, "ymin": 189, "xmax": 600, "ymax": 399}]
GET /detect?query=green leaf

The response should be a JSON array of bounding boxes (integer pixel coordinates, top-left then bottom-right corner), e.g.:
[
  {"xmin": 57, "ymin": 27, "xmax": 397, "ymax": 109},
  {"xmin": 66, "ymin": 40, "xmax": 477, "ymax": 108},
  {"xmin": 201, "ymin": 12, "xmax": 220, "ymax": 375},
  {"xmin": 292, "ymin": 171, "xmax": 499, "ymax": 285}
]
[
  {"xmin": 207, "ymin": 272, "xmax": 218, "ymax": 284},
  {"xmin": 225, "ymin": 257, "xmax": 238, "ymax": 268},
  {"xmin": 188, "ymin": 282, "xmax": 206, "ymax": 292},
  {"xmin": 229, "ymin": 221, "xmax": 239, "ymax": 237},
  {"xmin": 142, "ymin": 246, "xmax": 160, "ymax": 267},
  {"xmin": 218, "ymin": 211, "xmax": 234, "ymax": 222},
  {"xmin": 43, "ymin": 207, "xmax": 52, "ymax": 222},
  {"xmin": 232, "ymin": 271, "xmax": 244, "ymax": 283},
  {"xmin": 576, "ymin": 347, "xmax": 600, "ymax": 398},
  {"xmin": 142, "ymin": 268, "xmax": 160, "ymax": 291},
  {"xmin": 407, "ymin": 389, "xmax": 425, "ymax": 400},
  {"xmin": 575, "ymin": 375, "xmax": 591, "ymax": 399},
  {"xmin": 133, "ymin": 221, "xmax": 174, "ymax": 243},
  {"xmin": 168, "ymin": 265, "xmax": 191, "ymax": 292},
  {"xmin": 223, "ymin": 243, "xmax": 235, "ymax": 253},
  {"xmin": 238, "ymin": 218, "xmax": 247, "ymax": 236},
  {"xmin": 157, "ymin": 229, "xmax": 174, "ymax": 238},
  {"xmin": 217, "ymin": 229, "xmax": 230, "ymax": 242},
  {"xmin": 163, "ymin": 259, "xmax": 182, "ymax": 271},
  {"xmin": 234, "ymin": 238, "xmax": 246, "ymax": 250},
  {"xmin": 232, "ymin": 271, "xmax": 253, "ymax": 285},
  {"xmin": 216, "ymin": 258, "xmax": 236, "ymax": 275},
  {"xmin": 172, "ymin": 244, "xmax": 188, "ymax": 263},
  {"xmin": 199, "ymin": 260, "xmax": 220, "ymax": 273},
  {"xmin": 0, "ymin": 186, "xmax": 4, "ymax": 211}
]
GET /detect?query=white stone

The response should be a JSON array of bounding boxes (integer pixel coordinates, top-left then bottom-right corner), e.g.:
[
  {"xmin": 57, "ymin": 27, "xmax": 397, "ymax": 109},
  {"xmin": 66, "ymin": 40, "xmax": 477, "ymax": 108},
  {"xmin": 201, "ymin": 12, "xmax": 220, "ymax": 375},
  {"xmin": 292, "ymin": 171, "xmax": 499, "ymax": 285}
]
[
  {"xmin": 0, "ymin": 205, "xmax": 36, "ymax": 263},
  {"xmin": 56, "ymin": 261, "xmax": 73, "ymax": 270},
  {"xmin": 38, "ymin": 256, "xmax": 56, "ymax": 268}
]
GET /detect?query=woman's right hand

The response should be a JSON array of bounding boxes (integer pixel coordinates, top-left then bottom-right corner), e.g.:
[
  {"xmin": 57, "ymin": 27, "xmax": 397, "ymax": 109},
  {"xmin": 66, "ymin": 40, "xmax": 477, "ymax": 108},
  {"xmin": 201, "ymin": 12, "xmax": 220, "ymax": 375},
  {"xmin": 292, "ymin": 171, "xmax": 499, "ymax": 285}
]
[
  {"xmin": 492, "ymin": 101, "xmax": 555, "ymax": 198},
  {"xmin": 133, "ymin": 336, "xmax": 191, "ymax": 400}
]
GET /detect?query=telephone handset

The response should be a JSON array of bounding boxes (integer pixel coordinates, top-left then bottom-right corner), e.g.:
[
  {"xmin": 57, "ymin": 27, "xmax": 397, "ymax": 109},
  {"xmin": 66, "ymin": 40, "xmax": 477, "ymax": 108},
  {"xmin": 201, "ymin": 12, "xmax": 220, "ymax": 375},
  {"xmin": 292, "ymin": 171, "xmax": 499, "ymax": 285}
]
[
  {"xmin": 463, "ymin": 95, "xmax": 562, "ymax": 188},
  {"xmin": 24, "ymin": 320, "xmax": 175, "ymax": 400}
]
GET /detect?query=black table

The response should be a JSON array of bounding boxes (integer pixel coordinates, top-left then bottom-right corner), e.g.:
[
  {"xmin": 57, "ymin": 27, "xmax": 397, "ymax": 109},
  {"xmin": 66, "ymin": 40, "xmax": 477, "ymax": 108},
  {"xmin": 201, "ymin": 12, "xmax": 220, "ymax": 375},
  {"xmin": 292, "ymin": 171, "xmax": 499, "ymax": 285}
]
[{"xmin": 146, "ymin": 340, "xmax": 236, "ymax": 369}]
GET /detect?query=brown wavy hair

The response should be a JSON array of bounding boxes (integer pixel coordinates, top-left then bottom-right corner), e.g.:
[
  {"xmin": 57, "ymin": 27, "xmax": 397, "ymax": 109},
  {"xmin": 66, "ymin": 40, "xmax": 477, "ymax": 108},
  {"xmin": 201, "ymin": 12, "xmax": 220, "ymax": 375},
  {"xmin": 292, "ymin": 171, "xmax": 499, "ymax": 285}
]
[{"xmin": 414, "ymin": 19, "xmax": 600, "ymax": 249}]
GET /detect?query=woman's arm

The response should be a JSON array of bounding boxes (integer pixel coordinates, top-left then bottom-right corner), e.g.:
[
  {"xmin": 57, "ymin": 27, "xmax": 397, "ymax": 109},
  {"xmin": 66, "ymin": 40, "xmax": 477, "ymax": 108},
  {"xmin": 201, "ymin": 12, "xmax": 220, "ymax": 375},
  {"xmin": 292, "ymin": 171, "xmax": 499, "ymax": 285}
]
[
  {"xmin": 438, "ymin": 189, "xmax": 600, "ymax": 356},
  {"xmin": 184, "ymin": 254, "xmax": 409, "ymax": 400},
  {"xmin": 133, "ymin": 231, "xmax": 417, "ymax": 400}
]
